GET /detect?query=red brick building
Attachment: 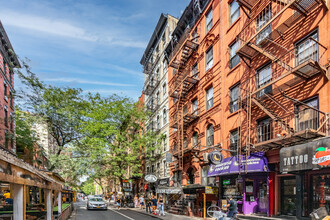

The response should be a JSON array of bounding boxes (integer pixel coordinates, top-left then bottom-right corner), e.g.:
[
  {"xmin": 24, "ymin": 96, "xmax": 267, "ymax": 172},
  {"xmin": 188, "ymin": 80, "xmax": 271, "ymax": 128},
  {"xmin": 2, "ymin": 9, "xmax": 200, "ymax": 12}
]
[
  {"xmin": 166, "ymin": 0, "xmax": 330, "ymax": 218},
  {"xmin": 0, "ymin": 21, "xmax": 20, "ymax": 154}
]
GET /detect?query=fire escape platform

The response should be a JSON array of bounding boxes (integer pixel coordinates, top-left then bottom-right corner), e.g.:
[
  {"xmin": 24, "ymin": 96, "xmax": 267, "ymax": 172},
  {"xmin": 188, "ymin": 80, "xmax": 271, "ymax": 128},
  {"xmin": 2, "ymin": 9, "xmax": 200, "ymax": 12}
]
[{"xmin": 254, "ymin": 128, "xmax": 326, "ymax": 148}]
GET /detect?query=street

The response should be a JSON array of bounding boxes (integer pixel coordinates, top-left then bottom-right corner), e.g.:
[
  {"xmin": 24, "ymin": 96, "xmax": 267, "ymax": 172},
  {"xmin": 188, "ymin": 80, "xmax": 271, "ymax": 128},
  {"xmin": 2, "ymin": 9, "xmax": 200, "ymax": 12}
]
[{"xmin": 74, "ymin": 199, "xmax": 159, "ymax": 220}]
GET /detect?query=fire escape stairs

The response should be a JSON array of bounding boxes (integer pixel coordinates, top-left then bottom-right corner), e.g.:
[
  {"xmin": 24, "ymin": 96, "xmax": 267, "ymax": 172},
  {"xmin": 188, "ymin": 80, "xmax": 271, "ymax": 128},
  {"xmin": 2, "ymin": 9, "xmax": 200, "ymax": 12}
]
[
  {"xmin": 248, "ymin": 43, "xmax": 292, "ymax": 71},
  {"xmin": 252, "ymin": 97, "xmax": 295, "ymax": 134}
]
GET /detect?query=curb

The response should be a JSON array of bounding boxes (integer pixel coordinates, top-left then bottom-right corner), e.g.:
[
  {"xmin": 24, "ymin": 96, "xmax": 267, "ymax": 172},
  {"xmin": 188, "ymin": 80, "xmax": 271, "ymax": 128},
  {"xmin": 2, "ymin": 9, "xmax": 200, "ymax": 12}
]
[{"xmin": 124, "ymin": 208, "xmax": 162, "ymax": 219}]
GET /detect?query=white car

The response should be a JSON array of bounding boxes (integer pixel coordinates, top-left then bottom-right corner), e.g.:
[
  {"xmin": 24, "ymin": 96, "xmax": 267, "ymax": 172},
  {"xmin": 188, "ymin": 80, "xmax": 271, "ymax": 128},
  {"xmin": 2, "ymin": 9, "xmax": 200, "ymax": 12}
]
[{"xmin": 87, "ymin": 197, "xmax": 107, "ymax": 210}]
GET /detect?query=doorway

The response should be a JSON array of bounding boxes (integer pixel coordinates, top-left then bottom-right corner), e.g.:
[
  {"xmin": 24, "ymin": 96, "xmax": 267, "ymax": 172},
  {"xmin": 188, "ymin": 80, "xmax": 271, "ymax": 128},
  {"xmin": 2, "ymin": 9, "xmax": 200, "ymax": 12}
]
[{"xmin": 281, "ymin": 176, "xmax": 296, "ymax": 216}]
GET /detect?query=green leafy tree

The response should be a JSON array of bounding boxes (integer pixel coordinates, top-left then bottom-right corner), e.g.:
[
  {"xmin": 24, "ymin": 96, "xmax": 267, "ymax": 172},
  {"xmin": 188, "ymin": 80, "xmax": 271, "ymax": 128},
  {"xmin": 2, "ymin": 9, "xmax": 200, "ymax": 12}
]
[
  {"xmin": 81, "ymin": 178, "xmax": 96, "ymax": 195},
  {"xmin": 77, "ymin": 94, "xmax": 161, "ymax": 192}
]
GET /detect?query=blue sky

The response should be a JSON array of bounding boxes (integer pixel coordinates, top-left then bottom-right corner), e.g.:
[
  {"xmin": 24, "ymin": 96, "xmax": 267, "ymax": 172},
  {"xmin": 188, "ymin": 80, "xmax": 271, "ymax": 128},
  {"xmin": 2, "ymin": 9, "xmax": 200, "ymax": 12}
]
[{"xmin": 1, "ymin": 0, "xmax": 189, "ymax": 100}]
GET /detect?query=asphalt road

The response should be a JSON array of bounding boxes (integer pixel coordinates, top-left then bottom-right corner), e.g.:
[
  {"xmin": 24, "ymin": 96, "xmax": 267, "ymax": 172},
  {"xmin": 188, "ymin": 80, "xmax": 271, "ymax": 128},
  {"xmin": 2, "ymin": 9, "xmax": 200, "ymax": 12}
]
[{"xmin": 74, "ymin": 199, "xmax": 159, "ymax": 220}]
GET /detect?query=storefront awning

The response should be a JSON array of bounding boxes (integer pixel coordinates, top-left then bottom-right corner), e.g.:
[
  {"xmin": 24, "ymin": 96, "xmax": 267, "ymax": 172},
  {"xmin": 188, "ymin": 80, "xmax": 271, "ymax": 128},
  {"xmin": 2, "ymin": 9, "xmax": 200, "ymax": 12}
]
[
  {"xmin": 182, "ymin": 184, "xmax": 205, "ymax": 194},
  {"xmin": 280, "ymin": 137, "xmax": 330, "ymax": 173},
  {"xmin": 207, "ymin": 152, "xmax": 269, "ymax": 177},
  {"xmin": 156, "ymin": 186, "xmax": 182, "ymax": 194}
]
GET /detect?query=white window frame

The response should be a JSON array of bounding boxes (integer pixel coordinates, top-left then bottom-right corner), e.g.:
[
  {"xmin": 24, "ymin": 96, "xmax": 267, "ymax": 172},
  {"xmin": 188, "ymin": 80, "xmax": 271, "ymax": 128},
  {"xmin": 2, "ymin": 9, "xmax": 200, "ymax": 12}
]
[
  {"xmin": 206, "ymin": 87, "xmax": 213, "ymax": 110},
  {"xmin": 206, "ymin": 9, "xmax": 213, "ymax": 32},
  {"xmin": 206, "ymin": 46, "xmax": 213, "ymax": 71},
  {"xmin": 230, "ymin": 1, "xmax": 240, "ymax": 25},
  {"xmin": 229, "ymin": 41, "xmax": 240, "ymax": 69}
]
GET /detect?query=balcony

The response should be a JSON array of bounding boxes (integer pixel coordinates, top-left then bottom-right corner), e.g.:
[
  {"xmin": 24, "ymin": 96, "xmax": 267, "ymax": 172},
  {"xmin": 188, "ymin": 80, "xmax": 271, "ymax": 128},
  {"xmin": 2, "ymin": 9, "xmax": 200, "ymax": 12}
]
[
  {"xmin": 144, "ymin": 77, "xmax": 160, "ymax": 96},
  {"xmin": 146, "ymin": 98, "xmax": 160, "ymax": 113},
  {"xmin": 252, "ymin": 108, "xmax": 329, "ymax": 148},
  {"xmin": 182, "ymin": 104, "xmax": 199, "ymax": 127}
]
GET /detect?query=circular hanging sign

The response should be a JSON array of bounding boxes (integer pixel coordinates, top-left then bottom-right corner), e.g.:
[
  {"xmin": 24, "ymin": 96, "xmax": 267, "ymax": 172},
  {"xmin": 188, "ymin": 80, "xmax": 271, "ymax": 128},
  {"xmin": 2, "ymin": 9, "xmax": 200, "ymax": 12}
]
[
  {"xmin": 144, "ymin": 174, "xmax": 157, "ymax": 183},
  {"xmin": 208, "ymin": 151, "xmax": 223, "ymax": 165}
]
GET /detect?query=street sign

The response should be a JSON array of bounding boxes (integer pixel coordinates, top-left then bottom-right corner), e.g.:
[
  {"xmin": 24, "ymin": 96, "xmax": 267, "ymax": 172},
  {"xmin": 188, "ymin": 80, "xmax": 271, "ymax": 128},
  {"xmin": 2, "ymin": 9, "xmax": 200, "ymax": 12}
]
[
  {"xmin": 144, "ymin": 174, "xmax": 157, "ymax": 183},
  {"xmin": 166, "ymin": 153, "xmax": 173, "ymax": 162}
]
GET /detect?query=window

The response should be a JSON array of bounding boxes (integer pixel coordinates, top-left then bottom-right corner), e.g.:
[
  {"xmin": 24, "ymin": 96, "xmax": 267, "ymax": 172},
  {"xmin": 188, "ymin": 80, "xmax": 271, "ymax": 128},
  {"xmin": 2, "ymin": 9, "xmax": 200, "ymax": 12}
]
[
  {"xmin": 10, "ymin": 137, "xmax": 14, "ymax": 150},
  {"xmin": 163, "ymin": 161, "xmax": 167, "ymax": 177},
  {"xmin": 230, "ymin": 84, "xmax": 240, "ymax": 113},
  {"xmin": 295, "ymin": 97, "xmax": 319, "ymax": 131},
  {"xmin": 201, "ymin": 166, "xmax": 216, "ymax": 186},
  {"xmin": 156, "ymin": 45, "xmax": 159, "ymax": 53},
  {"xmin": 173, "ymin": 68, "xmax": 177, "ymax": 76},
  {"xmin": 192, "ymin": 98, "xmax": 198, "ymax": 115},
  {"xmin": 192, "ymin": 132, "xmax": 199, "ymax": 148},
  {"xmin": 10, "ymin": 113, "xmax": 13, "ymax": 131},
  {"xmin": 163, "ymin": 134, "xmax": 167, "ymax": 152},
  {"xmin": 157, "ymin": 115, "xmax": 161, "ymax": 129},
  {"xmin": 173, "ymin": 97, "xmax": 177, "ymax": 104},
  {"xmin": 230, "ymin": 1, "xmax": 240, "ymax": 25},
  {"xmin": 256, "ymin": 6, "xmax": 272, "ymax": 44},
  {"xmin": 4, "ymin": 130, "xmax": 9, "ymax": 149},
  {"xmin": 162, "ymin": 33, "xmax": 166, "ymax": 46},
  {"xmin": 230, "ymin": 129, "xmax": 239, "ymax": 156},
  {"xmin": 257, "ymin": 117, "xmax": 272, "ymax": 142},
  {"xmin": 257, "ymin": 64, "xmax": 272, "ymax": 97},
  {"xmin": 206, "ymin": 124, "xmax": 214, "ymax": 146},
  {"xmin": 206, "ymin": 9, "xmax": 213, "ymax": 32},
  {"xmin": 183, "ymin": 137, "xmax": 188, "ymax": 149},
  {"xmin": 156, "ymin": 91, "xmax": 160, "ymax": 104},
  {"xmin": 295, "ymin": 31, "xmax": 318, "ymax": 66},
  {"xmin": 163, "ymin": 59, "xmax": 168, "ymax": 72},
  {"xmin": 10, "ymin": 92, "xmax": 13, "ymax": 107},
  {"xmin": 229, "ymin": 41, "xmax": 240, "ymax": 69},
  {"xmin": 163, "ymin": 108, "xmax": 167, "ymax": 124},
  {"xmin": 206, "ymin": 87, "xmax": 213, "ymax": 110},
  {"xmin": 4, "ymin": 83, "xmax": 7, "ymax": 98},
  {"xmin": 157, "ymin": 163, "xmax": 160, "ymax": 177},
  {"xmin": 192, "ymin": 63, "xmax": 198, "ymax": 77},
  {"xmin": 206, "ymin": 46, "xmax": 213, "ymax": 71},
  {"xmin": 163, "ymin": 83, "xmax": 167, "ymax": 96},
  {"xmin": 151, "ymin": 165, "xmax": 155, "ymax": 173},
  {"xmin": 4, "ymin": 107, "xmax": 8, "ymax": 127},
  {"xmin": 147, "ymin": 166, "xmax": 150, "ymax": 174}
]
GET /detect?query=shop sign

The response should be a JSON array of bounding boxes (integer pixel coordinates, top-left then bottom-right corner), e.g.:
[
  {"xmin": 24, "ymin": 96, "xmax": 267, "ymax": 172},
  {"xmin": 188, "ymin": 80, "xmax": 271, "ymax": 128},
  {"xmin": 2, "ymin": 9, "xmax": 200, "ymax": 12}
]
[
  {"xmin": 205, "ymin": 186, "xmax": 218, "ymax": 194},
  {"xmin": 145, "ymin": 174, "xmax": 157, "ymax": 183},
  {"xmin": 156, "ymin": 187, "xmax": 182, "ymax": 194},
  {"xmin": 280, "ymin": 137, "xmax": 330, "ymax": 173},
  {"xmin": 223, "ymin": 179, "xmax": 230, "ymax": 185},
  {"xmin": 208, "ymin": 152, "xmax": 268, "ymax": 177},
  {"xmin": 208, "ymin": 151, "xmax": 223, "ymax": 165},
  {"xmin": 166, "ymin": 153, "xmax": 173, "ymax": 163},
  {"xmin": 158, "ymin": 178, "xmax": 169, "ymax": 186},
  {"xmin": 122, "ymin": 179, "xmax": 132, "ymax": 192}
]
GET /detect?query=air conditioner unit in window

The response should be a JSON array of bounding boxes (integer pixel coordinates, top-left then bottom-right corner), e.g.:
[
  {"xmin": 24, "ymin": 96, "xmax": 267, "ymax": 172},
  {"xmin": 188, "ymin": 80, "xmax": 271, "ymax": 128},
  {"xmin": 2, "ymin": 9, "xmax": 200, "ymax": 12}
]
[{"xmin": 203, "ymin": 153, "xmax": 209, "ymax": 162}]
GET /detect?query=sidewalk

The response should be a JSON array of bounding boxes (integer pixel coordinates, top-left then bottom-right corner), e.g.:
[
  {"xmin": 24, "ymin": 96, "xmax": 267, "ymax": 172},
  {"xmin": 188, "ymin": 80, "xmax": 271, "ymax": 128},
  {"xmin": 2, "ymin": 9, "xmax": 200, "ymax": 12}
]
[{"xmin": 123, "ymin": 207, "xmax": 215, "ymax": 220}]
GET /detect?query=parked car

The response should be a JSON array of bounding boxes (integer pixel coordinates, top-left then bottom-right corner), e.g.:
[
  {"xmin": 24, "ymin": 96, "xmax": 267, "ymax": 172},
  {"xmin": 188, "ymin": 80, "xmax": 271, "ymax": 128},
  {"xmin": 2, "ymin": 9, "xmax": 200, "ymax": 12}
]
[{"xmin": 87, "ymin": 197, "xmax": 107, "ymax": 210}]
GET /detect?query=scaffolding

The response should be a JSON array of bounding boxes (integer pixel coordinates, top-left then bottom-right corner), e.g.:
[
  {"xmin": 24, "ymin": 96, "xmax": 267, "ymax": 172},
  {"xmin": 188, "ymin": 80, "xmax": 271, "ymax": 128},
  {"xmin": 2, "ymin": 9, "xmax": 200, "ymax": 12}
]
[{"xmin": 236, "ymin": 0, "xmax": 329, "ymax": 155}]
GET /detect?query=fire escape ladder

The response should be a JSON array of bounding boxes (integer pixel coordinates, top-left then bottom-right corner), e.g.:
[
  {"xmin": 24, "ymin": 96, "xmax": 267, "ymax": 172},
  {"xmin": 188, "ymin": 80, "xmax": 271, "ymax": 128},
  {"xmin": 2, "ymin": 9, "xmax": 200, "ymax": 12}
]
[{"xmin": 252, "ymin": 97, "xmax": 295, "ymax": 134}]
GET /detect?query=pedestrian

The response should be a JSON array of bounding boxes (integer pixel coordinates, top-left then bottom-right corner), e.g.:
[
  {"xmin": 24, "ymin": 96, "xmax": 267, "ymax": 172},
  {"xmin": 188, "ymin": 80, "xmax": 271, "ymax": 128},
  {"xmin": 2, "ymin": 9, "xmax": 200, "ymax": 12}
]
[
  {"xmin": 158, "ymin": 195, "xmax": 165, "ymax": 216},
  {"xmin": 151, "ymin": 195, "xmax": 158, "ymax": 215},
  {"xmin": 116, "ymin": 196, "xmax": 121, "ymax": 210},
  {"xmin": 134, "ymin": 195, "xmax": 138, "ymax": 208},
  {"xmin": 145, "ymin": 195, "xmax": 152, "ymax": 213},
  {"xmin": 139, "ymin": 194, "xmax": 145, "ymax": 209},
  {"xmin": 222, "ymin": 196, "xmax": 237, "ymax": 219}
]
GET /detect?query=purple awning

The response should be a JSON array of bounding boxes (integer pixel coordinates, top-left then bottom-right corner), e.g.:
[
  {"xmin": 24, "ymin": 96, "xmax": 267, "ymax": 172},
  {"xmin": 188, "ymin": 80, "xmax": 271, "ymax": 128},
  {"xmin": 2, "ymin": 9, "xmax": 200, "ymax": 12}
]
[{"xmin": 207, "ymin": 153, "xmax": 269, "ymax": 177}]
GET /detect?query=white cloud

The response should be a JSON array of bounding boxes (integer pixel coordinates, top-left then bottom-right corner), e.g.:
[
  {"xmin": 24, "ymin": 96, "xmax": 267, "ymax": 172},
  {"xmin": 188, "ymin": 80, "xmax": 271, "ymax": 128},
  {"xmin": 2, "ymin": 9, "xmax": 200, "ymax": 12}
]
[
  {"xmin": 43, "ymin": 77, "xmax": 135, "ymax": 87},
  {"xmin": 0, "ymin": 10, "xmax": 146, "ymax": 48}
]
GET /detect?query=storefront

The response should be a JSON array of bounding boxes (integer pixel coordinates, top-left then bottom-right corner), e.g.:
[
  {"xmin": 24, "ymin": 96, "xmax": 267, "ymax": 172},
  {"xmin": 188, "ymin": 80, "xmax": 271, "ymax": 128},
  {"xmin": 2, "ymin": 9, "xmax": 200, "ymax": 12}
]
[
  {"xmin": 280, "ymin": 137, "xmax": 330, "ymax": 219},
  {"xmin": 208, "ymin": 152, "xmax": 269, "ymax": 216}
]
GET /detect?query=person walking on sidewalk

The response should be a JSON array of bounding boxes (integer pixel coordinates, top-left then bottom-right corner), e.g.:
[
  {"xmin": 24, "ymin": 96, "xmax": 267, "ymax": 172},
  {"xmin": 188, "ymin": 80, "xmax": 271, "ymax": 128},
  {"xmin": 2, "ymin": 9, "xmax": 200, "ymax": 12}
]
[
  {"xmin": 151, "ymin": 195, "xmax": 158, "ymax": 215},
  {"xmin": 139, "ymin": 195, "xmax": 145, "ymax": 209},
  {"xmin": 116, "ymin": 196, "xmax": 121, "ymax": 210},
  {"xmin": 158, "ymin": 196, "xmax": 165, "ymax": 216},
  {"xmin": 134, "ymin": 195, "xmax": 138, "ymax": 208},
  {"xmin": 145, "ymin": 195, "xmax": 152, "ymax": 213}
]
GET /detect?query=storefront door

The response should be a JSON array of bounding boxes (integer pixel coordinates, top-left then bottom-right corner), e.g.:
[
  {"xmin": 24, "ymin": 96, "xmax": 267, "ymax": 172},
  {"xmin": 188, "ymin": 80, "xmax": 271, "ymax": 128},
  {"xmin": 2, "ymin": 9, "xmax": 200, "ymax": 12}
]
[{"xmin": 281, "ymin": 176, "xmax": 296, "ymax": 216}]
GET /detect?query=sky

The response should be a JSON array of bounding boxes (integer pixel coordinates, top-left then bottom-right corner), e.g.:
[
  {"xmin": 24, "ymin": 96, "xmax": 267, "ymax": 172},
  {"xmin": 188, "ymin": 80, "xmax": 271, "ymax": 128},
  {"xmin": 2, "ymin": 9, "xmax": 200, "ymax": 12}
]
[{"xmin": 1, "ymin": 0, "xmax": 190, "ymax": 100}]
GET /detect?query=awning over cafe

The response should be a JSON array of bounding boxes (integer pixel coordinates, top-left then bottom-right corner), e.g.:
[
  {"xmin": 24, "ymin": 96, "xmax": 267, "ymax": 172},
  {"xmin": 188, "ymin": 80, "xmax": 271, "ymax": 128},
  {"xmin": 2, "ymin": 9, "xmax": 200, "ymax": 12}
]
[
  {"xmin": 280, "ymin": 137, "xmax": 330, "ymax": 173},
  {"xmin": 156, "ymin": 186, "xmax": 182, "ymax": 194},
  {"xmin": 207, "ymin": 152, "xmax": 269, "ymax": 177}
]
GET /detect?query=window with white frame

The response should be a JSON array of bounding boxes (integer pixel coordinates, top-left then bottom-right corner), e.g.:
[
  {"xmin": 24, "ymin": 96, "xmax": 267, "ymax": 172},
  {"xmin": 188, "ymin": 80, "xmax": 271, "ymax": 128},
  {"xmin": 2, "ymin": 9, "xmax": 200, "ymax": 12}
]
[
  {"xmin": 163, "ymin": 108, "xmax": 167, "ymax": 124},
  {"xmin": 163, "ymin": 161, "xmax": 167, "ymax": 177},
  {"xmin": 230, "ymin": 84, "xmax": 240, "ymax": 113},
  {"xmin": 163, "ymin": 83, "xmax": 167, "ymax": 96},
  {"xmin": 157, "ymin": 115, "xmax": 161, "ymax": 129},
  {"xmin": 257, "ymin": 64, "xmax": 272, "ymax": 97},
  {"xmin": 206, "ymin": 9, "xmax": 213, "ymax": 32},
  {"xmin": 256, "ymin": 6, "xmax": 272, "ymax": 45},
  {"xmin": 206, "ymin": 86, "xmax": 213, "ymax": 110},
  {"xmin": 230, "ymin": 1, "xmax": 240, "ymax": 25},
  {"xmin": 163, "ymin": 59, "xmax": 168, "ymax": 72},
  {"xmin": 230, "ymin": 129, "xmax": 239, "ymax": 156},
  {"xmin": 229, "ymin": 41, "xmax": 240, "ymax": 69},
  {"xmin": 295, "ymin": 31, "xmax": 318, "ymax": 66},
  {"xmin": 192, "ymin": 63, "xmax": 198, "ymax": 77},
  {"xmin": 206, "ymin": 46, "xmax": 213, "ymax": 71},
  {"xmin": 206, "ymin": 124, "xmax": 214, "ymax": 146},
  {"xmin": 156, "ymin": 91, "xmax": 160, "ymax": 104},
  {"xmin": 192, "ymin": 132, "xmax": 199, "ymax": 148}
]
